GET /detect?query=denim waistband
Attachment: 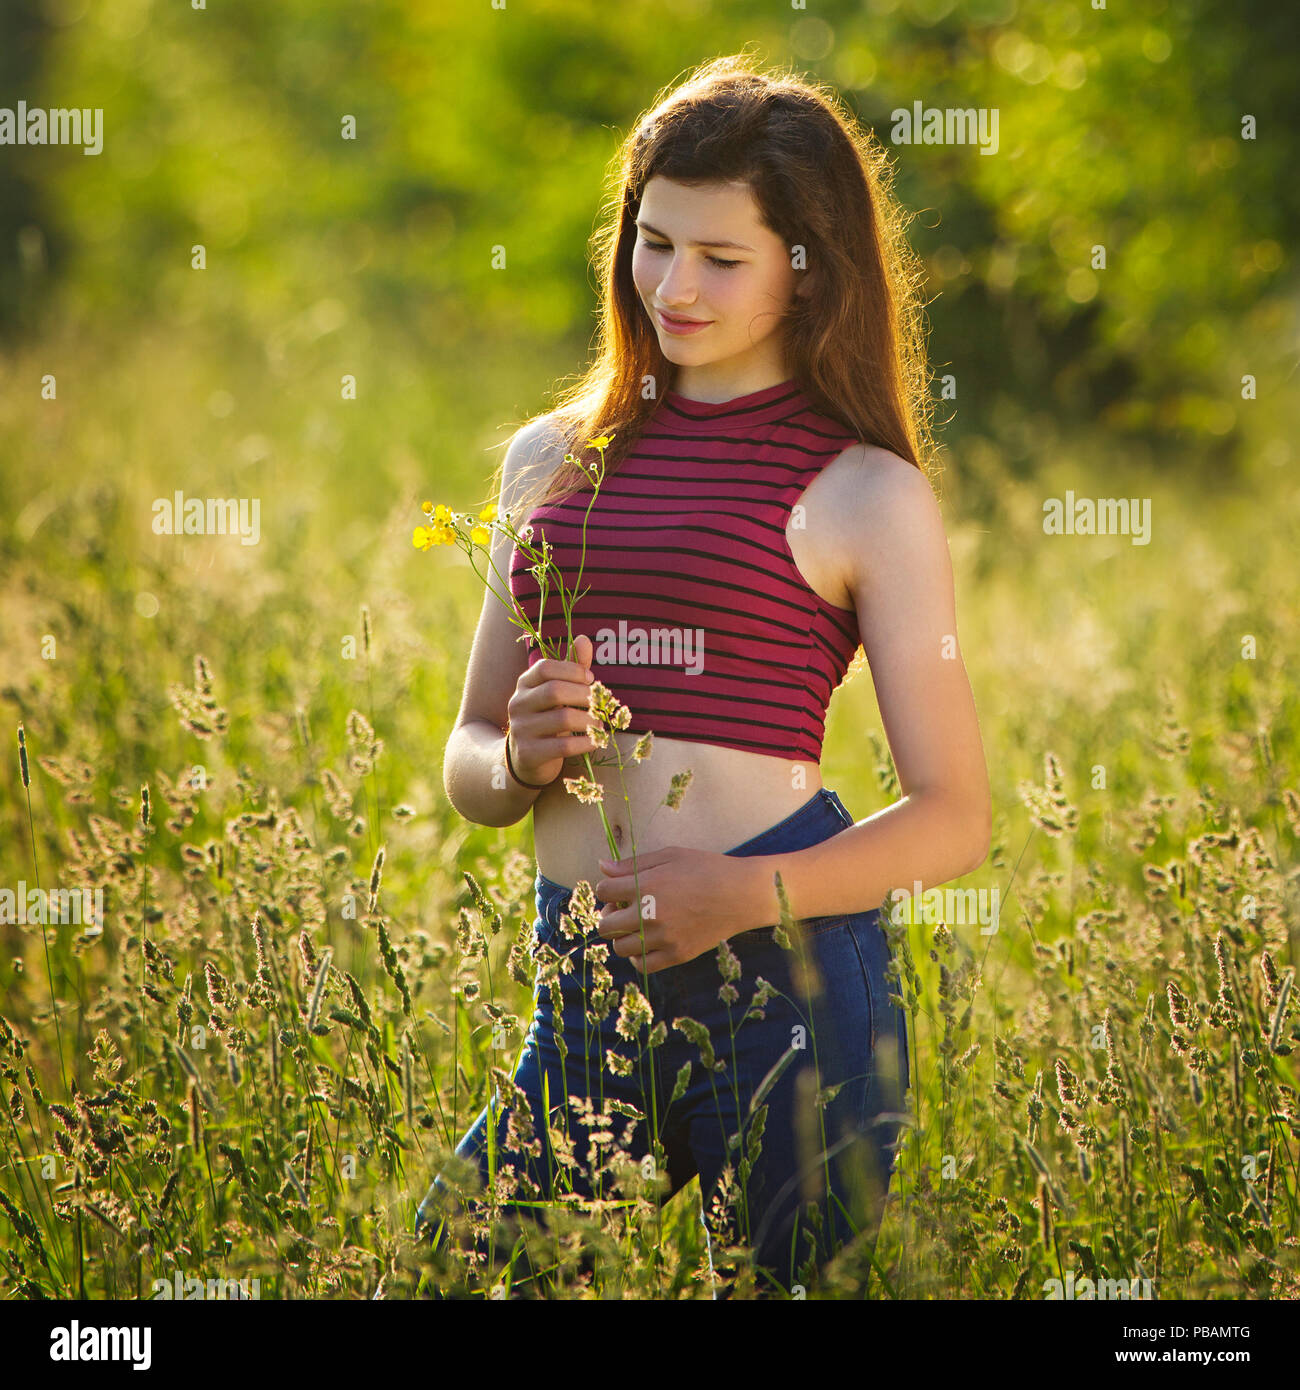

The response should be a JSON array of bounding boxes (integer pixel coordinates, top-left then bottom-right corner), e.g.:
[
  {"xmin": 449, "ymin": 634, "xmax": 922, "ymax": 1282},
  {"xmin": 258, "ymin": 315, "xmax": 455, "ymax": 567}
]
[{"xmin": 534, "ymin": 786, "xmax": 854, "ymax": 923}]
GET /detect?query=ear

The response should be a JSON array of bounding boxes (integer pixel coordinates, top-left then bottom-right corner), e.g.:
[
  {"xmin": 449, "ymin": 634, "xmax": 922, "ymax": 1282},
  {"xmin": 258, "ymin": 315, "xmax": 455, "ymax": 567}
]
[{"xmin": 795, "ymin": 267, "xmax": 817, "ymax": 298}]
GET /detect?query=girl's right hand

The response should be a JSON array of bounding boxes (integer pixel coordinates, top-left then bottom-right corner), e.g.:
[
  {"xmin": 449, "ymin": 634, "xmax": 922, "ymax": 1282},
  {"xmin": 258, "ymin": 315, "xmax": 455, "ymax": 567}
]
[{"xmin": 505, "ymin": 633, "xmax": 601, "ymax": 787}]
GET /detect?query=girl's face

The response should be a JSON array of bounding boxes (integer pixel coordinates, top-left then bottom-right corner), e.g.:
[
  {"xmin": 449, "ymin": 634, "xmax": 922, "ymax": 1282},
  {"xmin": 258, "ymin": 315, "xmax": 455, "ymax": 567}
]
[{"xmin": 630, "ymin": 176, "xmax": 804, "ymax": 392}]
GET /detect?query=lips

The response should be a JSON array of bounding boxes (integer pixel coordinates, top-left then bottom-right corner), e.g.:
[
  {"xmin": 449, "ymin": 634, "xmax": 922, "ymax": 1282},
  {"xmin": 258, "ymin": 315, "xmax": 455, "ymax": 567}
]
[{"xmin": 656, "ymin": 307, "xmax": 717, "ymax": 330}]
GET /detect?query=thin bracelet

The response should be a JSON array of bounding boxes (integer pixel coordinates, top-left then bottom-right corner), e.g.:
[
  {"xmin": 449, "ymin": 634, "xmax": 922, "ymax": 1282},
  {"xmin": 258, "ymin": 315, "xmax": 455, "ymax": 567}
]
[{"xmin": 503, "ymin": 723, "xmax": 551, "ymax": 790}]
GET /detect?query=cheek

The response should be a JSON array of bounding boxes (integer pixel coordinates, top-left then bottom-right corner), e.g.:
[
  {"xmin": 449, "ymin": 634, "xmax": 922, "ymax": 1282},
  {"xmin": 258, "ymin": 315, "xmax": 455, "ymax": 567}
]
[
  {"xmin": 761, "ymin": 265, "xmax": 799, "ymax": 310},
  {"xmin": 696, "ymin": 273, "xmax": 754, "ymax": 320},
  {"xmin": 630, "ymin": 247, "xmax": 655, "ymax": 296},
  {"xmin": 710, "ymin": 271, "xmax": 788, "ymax": 330},
  {"xmin": 708, "ymin": 273, "xmax": 749, "ymax": 307}
]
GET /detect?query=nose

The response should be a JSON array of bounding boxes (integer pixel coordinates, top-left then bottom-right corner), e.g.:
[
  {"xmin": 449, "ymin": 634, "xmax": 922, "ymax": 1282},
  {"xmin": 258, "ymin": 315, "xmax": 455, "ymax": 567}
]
[{"xmin": 652, "ymin": 254, "xmax": 700, "ymax": 308}]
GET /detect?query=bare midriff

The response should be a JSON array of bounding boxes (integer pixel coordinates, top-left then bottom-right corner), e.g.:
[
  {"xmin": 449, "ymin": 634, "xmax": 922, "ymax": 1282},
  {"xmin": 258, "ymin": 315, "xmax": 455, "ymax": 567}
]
[
  {"xmin": 529, "ymin": 449, "xmax": 862, "ymax": 893},
  {"xmin": 531, "ymin": 735, "xmax": 823, "ymax": 893}
]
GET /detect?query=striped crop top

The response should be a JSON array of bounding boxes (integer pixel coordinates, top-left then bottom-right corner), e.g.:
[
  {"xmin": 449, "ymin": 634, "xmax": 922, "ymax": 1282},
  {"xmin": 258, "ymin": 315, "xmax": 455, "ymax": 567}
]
[{"xmin": 507, "ymin": 378, "xmax": 864, "ymax": 764}]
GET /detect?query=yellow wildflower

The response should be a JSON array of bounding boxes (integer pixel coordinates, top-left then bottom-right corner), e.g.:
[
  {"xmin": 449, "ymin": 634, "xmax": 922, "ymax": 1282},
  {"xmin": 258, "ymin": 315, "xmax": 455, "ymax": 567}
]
[{"xmin": 415, "ymin": 517, "xmax": 458, "ymax": 548}]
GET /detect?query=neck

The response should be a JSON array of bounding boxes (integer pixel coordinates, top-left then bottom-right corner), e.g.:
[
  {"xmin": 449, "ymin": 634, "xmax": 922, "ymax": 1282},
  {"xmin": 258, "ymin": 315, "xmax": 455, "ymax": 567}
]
[{"xmin": 669, "ymin": 364, "xmax": 793, "ymax": 403}]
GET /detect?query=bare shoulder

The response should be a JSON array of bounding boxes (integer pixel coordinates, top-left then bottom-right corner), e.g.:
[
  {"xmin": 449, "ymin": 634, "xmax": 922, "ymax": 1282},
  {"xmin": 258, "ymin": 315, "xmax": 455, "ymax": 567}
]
[
  {"xmin": 475, "ymin": 411, "xmax": 576, "ymax": 605},
  {"xmin": 822, "ymin": 442, "xmax": 941, "ymax": 537},
  {"xmin": 812, "ymin": 442, "xmax": 947, "ymax": 602},
  {"xmin": 823, "ymin": 440, "xmax": 933, "ymax": 500},
  {"xmin": 499, "ymin": 410, "xmax": 575, "ymax": 510}
]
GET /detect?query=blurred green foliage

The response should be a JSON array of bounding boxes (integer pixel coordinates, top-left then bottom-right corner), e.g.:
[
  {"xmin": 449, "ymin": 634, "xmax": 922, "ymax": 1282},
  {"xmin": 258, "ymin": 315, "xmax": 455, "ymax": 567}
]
[{"xmin": 0, "ymin": 0, "xmax": 1295, "ymax": 476}]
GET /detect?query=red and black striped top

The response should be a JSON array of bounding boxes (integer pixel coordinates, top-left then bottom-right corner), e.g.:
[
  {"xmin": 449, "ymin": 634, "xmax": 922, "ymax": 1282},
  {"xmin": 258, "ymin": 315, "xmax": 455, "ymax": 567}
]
[{"xmin": 507, "ymin": 377, "xmax": 863, "ymax": 764}]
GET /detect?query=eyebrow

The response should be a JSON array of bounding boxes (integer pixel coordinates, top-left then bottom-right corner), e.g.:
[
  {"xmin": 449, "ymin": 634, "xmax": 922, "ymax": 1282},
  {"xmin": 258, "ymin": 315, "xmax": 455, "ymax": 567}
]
[{"xmin": 635, "ymin": 220, "xmax": 754, "ymax": 252}]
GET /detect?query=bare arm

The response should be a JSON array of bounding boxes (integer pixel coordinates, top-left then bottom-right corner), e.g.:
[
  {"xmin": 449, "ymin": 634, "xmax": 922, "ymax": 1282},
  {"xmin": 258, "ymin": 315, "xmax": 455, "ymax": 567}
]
[
  {"xmin": 735, "ymin": 446, "xmax": 992, "ymax": 922},
  {"xmin": 441, "ymin": 413, "xmax": 598, "ymax": 827}
]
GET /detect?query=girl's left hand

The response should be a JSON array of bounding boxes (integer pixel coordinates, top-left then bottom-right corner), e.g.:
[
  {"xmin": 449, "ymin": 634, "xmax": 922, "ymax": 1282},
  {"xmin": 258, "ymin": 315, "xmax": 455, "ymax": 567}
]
[{"xmin": 592, "ymin": 846, "xmax": 757, "ymax": 973}]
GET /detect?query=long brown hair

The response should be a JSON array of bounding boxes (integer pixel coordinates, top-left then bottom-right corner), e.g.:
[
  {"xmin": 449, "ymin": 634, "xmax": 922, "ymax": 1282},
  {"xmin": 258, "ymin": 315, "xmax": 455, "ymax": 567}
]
[{"xmin": 493, "ymin": 51, "xmax": 937, "ymax": 524}]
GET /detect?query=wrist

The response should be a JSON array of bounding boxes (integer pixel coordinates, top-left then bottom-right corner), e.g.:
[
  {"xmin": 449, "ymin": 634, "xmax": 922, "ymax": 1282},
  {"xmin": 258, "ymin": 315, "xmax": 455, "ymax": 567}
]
[
  {"xmin": 502, "ymin": 724, "xmax": 551, "ymax": 792},
  {"xmin": 727, "ymin": 853, "xmax": 784, "ymax": 935}
]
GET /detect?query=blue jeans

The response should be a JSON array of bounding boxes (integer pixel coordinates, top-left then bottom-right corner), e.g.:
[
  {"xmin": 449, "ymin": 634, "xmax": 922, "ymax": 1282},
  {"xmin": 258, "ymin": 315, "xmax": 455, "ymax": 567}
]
[{"xmin": 414, "ymin": 787, "xmax": 910, "ymax": 1296}]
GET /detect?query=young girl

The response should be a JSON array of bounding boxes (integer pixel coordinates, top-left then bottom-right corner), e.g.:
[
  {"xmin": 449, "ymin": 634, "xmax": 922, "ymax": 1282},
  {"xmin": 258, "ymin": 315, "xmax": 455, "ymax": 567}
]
[{"xmin": 416, "ymin": 53, "xmax": 990, "ymax": 1297}]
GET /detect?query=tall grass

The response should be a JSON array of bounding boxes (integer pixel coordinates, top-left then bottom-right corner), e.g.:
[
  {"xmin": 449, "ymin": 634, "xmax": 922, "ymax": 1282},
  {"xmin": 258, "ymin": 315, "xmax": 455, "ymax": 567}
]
[{"xmin": 1, "ymin": 324, "xmax": 1297, "ymax": 1298}]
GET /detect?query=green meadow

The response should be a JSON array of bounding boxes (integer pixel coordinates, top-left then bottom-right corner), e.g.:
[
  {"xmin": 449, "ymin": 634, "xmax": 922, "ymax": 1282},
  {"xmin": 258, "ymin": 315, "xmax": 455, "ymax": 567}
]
[{"xmin": 2, "ymin": 0, "xmax": 1298, "ymax": 1299}]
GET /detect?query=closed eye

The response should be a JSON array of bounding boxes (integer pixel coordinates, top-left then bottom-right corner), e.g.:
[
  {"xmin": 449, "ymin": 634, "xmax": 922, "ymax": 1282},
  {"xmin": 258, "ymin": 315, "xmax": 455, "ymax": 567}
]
[{"xmin": 638, "ymin": 237, "xmax": 741, "ymax": 270}]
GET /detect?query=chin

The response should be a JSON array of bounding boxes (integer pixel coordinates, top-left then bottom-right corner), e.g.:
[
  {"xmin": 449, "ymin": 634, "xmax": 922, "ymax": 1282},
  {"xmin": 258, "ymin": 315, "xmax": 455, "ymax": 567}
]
[{"xmin": 660, "ymin": 337, "xmax": 721, "ymax": 358}]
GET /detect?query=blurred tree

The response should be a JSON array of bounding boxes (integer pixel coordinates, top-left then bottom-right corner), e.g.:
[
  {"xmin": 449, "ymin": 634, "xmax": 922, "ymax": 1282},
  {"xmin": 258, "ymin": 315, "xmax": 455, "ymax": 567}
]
[
  {"xmin": 7, "ymin": 0, "xmax": 1297, "ymax": 470},
  {"xmin": 0, "ymin": 0, "xmax": 54, "ymax": 333}
]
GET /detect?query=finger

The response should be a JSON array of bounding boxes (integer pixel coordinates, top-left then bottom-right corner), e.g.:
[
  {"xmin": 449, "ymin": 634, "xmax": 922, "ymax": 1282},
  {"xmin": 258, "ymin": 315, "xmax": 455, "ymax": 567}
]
[
  {"xmin": 595, "ymin": 865, "xmax": 645, "ymax": 893},
  {"xmin": 531, "ymin": 706, "xmax": 598, "ymax": 736},
  {"xmin": 523, "ymin": 661, "xmax": 596, "ymax": 698},
  {"xmin": 594, "ymin": 878, "xmax": 652, "ymax": 910},
  {"xmin": 598, "ymin": 847, "xmax": 678, "ymax": 873},
  {"xmin": 626, "ymin": 949, "xmax": 670, "ymax": 976},
  {"xmin": 542, "ymin": 678, "xmax": 598, "ymax": 712},
  {"xmin": 609, "ymin": 927, "xmax": 663, "ymax": 961},
  {"xmin": 596, "ymin": 904, "xmax": 643, "ymax": 935}
]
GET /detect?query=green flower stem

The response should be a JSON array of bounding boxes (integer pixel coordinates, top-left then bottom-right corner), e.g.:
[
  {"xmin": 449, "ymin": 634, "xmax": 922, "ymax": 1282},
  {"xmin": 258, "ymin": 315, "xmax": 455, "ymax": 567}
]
[{"xmin": 425, "ymin": 437, "xmax": 670, "ymax": 1262}]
